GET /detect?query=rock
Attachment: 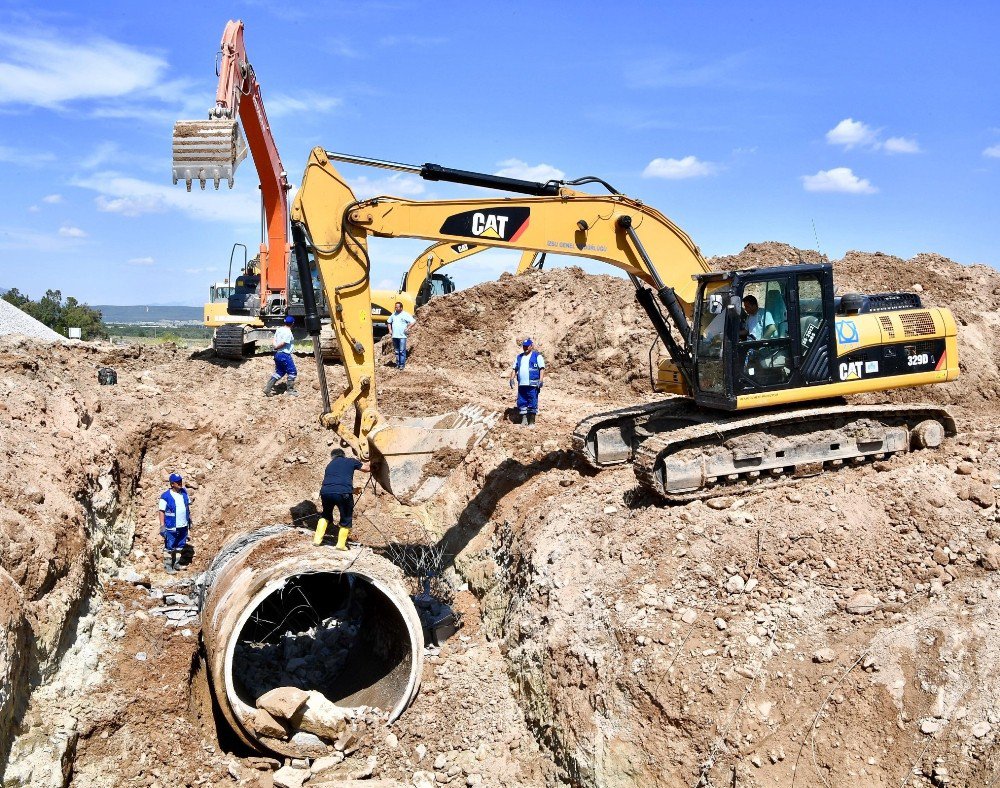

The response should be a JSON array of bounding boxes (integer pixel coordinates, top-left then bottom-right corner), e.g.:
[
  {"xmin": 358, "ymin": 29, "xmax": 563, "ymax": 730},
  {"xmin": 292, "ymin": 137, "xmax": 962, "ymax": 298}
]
[
  {"xmin": 603, "ymin": 506, "xmax": 618, "ymax": 514},
  {"xmin": 249, "ymin": 708, "xmax": 288, "ymax": 739},
  {"xmin": 956, "ymin": 462, "xmax": 975, "ymax": 475},
  {"xmin": 385, "ymin": 732, "xmax": 399, "ymax": 748},
  {"xmin": 681, "ymin": 609, "xmax": 697, "ymax": 625},
  {"xmin": 334, "ymin": 729, "xmax": 359, "ymax": 753},
  {"xmin": 288, "ymin": 731, "xmax": 328, "ymax": 756},
  {"xmin": 413, "ymin": 772, "xmax": 436, "ymax": 788},
  {"xmin": 433, "ymin": 753, "xmax": 448, "ymax": 770},
  {"xmin": 933, "ymin": 547, "xmax": 951, "ymax": 566},
  {"xmin": 750, "ymin": 754, "xmax": 762, "ymax": 768},
  {"xmin": 415, "ymin": 744, "xmax": 428, "ymax": 762},
  {"xmin": 972, "ymin": 721, "xmax": 992, "ymax": 738},
  {"xmin": 788, "ymin": 604, "xmax": 805, "ymax": 618},
  {"xmin": 727, "ymin": 511, "xmax": 754, "ymax": 526},
  {"xmin": 706, "ymin": 497, "xmax": 733, "ymax": 511},
  {"xmin": 714, "ymin": 617, "xmax": 727, "ymax": 631},
  {"xmin": 294, "ymin": 691, "xmax": 350, "ymax": 740},
  {"xmin": 845, "ymin": 590, "xmax": 879, "ymax": 615},
  {"xmin": 725, "ymin": 575, "xmax": 746, "ymax": 594},
  {"xmin": 812, "ymin": 648, "xmax": 836, "ymax": 664},
  {"xmin": 135, "ymin": 652, "xmax": 147, "ymax": 661},
  {"xmin": 920, "ymin": 719, "xmax": 942, "ymax": 735},
  {"xmin": 311, "ymin": 753, "xmax": 345, "ymax": 774},
  {"xmin": 980, "ymin": 544, "xmax": 1000, "ymax": 571},
  {"xmin": 257, "ymin": 686, "xmax": 310, "ymax": 721},
  {"xmin": 968, "ymin": 482, "xmax": 996, "ymax": 508},
  {"xmin": 350, "ymin": 755, "xmax": 378, "ymax": 780},
  {"xmin": 273, "ymin": 764, "xmax": 309, "ymax": 788}
]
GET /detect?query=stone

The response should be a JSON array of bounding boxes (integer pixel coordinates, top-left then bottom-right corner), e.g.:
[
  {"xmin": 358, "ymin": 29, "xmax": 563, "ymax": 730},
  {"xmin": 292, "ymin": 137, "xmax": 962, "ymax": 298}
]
[
  {"xmin": 135, "ymin": 652, "xmax": 147, "ymax": 661},
  {"xmin": 920, "ymin": 719, "xmax": 942, "ymax": 735},
  {"xmin": 311, "ymin": 753, "xmax": 345, "ymax": 774},
  {"xmin": 725, "ymin": 575, "xmax": 746, "ymax": 594},
  {"xmin": 413, "ymin": 772, "xmax": 436, "ymax": 788},
  {"xmin": 433, "ymin": 753, "xmax": 448, "ymax": 770},
  {"xmin": 249, "ymin": 708, "xmax": 288, "ymax": 739},
  {"xmin": 706, "ymin": 497, "xmax": 733, "ymax": 510},
  {"xmin": 385, "ymin": 732, "xmax": 399, "ymax": 748},
  {"xmin": 350, "ymin": 755, "xmax": 378, "ymax": 780},
  {"xmin": 681, "ymin": 609, "xmax": 697, "ymax": 625},
  {"xmin": 813, "ymin": 648, "xmax": 836, "ymax": 664},
  {"xmin": 256, "ymin": 686, "xmax": 310, "ymax": 721},
  {"xmin": 956, "ymin": 462, "xmax": 975, "ymax": 475},
  {"xmin": 845, "ymin": 590, "xmax": 879, "ymax": 615},
  {"xmin": 968, "ymin": 482, "xmax": 996, "ymax": 508},
  {"xmin": 294, "ymin": 691, "xmax": 350, "ymax": 740},
  {"xmin": 714, "ymin": 617, "xmax": 727, "ymax": 631},
  {"xmin": 273, "ymin": 765, "xmax": 309, "ymax": 788},
  {"xmin": 933, "ymin": 548, "xmax": 951, "ymax": 566},
  {"xmin": 972, "ymin": 721, "xmax": 992, "ymax": 738},
  {"xmin": 415, "ymin": 744, "xmax": 428, "ymax": 762},
  {"xmin": 980, "ymin": 544, "xmax": 1000, "ymax": 571}
]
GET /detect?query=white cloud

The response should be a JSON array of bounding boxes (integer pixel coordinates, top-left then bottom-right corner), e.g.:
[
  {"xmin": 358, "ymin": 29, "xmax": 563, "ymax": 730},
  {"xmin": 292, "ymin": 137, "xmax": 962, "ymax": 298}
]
[
  {"xmin": 0, "ymin": 144, "xmax": 56, "ymax": 167},
  {"xmin": 74, "ymin": 171, "xmax": 261, "ymax": 223},
  {"xmin": 266, "ymin": 92, "xmax": 343, "ymax": 118},
  {"xmin": 642, "ymin": 156, "xmax": 719, "ymax": 180},
  {"xmin": 58, "ymin": 225, "xmax": 87, "ymax": 238},
  {"xmin": 984, "ymin": 145, "xmax": 1000, "ymax": 159},
  {"xmin": 127, "ymin": 256, "xmax": 155, "ymax": 266},
  {"xmin": 42, "ymin": 194, "xmax": 63, "ymax": 204},
  {"xmin": 826, "ymin": 118, "xmax": 879, "ymax": 149},
  {"xmin": 0, "ymin": 227, "xmax": 79, "ymax": 252},
  {"xmin": 494, "ymin": 159, "xmax": 565, "ymax": 183},
  {"xmin": 27, "ymin": 205, "xmax": 39, "ymax": 213},
  {"xmin": 351, "ymin": 173, "xmax": 427, "ymax": 200},
  {"xmin": 882, "ymin": 136, "xmax": 921, "ymax": 154},
  {"xmin": 373, "ymin": 278, "xmax": 396, "ymax": 292},
  {"xmin": 801, "ymin": 167, "xmax": 877, "ymax": 194},
  {"xmin": 0, "ymin": 31, "xmax": 167, "ymax": 108}
]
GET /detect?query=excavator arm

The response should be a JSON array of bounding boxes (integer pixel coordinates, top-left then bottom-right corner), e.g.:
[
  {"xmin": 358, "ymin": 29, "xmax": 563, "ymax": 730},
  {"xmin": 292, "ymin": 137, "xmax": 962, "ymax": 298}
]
[{"xmin": 289, "ymin": 147, "xmax": 709, "ymax": 499}]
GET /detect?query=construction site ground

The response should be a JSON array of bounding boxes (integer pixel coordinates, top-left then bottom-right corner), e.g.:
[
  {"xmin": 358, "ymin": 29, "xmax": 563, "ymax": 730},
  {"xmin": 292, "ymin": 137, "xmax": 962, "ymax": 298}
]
[{"xmin": 1, "ymin": 243, "xmax": 999, "ymax": 788}]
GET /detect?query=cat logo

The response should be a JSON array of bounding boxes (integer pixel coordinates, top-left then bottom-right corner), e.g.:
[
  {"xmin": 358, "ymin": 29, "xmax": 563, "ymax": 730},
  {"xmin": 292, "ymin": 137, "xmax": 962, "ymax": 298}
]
[
  {"xmin": 839, "ymin": 360, "xmax": 864, "ymax": 381},
  {"xmin": 439, "ymin": 207, "xmax": 530, "ymax": 243},
  {"xmin": 450, "ymin": 243, "xmax": 476, "ymax": 254}
]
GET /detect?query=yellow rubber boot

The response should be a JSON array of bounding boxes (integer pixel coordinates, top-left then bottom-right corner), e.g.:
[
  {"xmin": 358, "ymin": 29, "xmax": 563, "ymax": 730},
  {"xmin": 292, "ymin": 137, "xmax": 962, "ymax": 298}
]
[
  {"xmin": 313, "ymin": 518, "xmax": 328, "ymax": 546},
  {"xmin": 335, "ymin": 527, "xmax": 351, "ymax": 551}
]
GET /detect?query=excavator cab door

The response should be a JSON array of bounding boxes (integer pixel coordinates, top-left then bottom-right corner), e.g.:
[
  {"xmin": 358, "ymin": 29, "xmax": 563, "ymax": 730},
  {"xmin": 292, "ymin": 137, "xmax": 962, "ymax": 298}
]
[
  {"xmin": 415, "ymin": 273, "xmax": 456, "ymax": 308},
  {"xmin": 732, "ymin": 266, "xmax": 835, "ymax": 397}
]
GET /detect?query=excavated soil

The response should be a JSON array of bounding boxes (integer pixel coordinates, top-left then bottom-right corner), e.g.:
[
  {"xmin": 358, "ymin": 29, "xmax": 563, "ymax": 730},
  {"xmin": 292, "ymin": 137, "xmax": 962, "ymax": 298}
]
[{"xmin": 0, "ymin": 243, "xmax": 999, "ymax": 788}]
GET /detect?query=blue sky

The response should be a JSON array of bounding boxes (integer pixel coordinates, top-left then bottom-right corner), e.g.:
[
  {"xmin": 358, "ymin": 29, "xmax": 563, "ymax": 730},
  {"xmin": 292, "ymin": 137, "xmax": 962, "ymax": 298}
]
[{"xmin": 1, "ymin": 1, "xmax": 998, "ymax": 306}]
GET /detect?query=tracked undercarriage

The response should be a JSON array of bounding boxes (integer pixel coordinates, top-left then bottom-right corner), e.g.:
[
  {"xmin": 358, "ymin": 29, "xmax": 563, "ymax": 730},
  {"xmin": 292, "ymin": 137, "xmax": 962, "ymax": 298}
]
[
  {"xmin": 213, "ymin": 323, "xmax": 339, "ymax": 361},
  {"xmin": 573, "ymin": 399, "xmax": 955, "ymax": 503}
]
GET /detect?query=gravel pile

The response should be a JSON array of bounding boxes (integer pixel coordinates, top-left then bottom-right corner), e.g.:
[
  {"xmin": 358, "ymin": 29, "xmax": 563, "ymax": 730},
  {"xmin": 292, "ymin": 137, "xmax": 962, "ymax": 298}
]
[{"xmin": 0, "ymin": 298, "xmax": 68, "ymax": 342}]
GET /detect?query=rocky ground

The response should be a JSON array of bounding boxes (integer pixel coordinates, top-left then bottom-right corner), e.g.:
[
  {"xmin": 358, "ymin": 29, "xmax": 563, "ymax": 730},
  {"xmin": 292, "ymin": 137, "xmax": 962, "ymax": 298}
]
[{"xmin": 0, "ymin": 244, "xmax": 998, "ymax": 787}]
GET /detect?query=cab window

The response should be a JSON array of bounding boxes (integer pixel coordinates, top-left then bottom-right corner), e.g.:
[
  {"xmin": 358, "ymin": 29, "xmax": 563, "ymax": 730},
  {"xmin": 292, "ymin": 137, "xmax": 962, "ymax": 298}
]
[
  {"xmin": 737, "ymin": 279, "xmax": 791, "ymax": 391},
  {"xmin": 695, "ymin": 281, "xmax": 729, "ymax": 395}
]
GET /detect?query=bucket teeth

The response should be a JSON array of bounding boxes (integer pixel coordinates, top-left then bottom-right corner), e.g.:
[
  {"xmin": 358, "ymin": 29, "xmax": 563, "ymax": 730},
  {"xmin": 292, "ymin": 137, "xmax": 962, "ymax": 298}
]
[{"xmin": 171, "ymin": 119, "xmax": 248, "ymax": 191}]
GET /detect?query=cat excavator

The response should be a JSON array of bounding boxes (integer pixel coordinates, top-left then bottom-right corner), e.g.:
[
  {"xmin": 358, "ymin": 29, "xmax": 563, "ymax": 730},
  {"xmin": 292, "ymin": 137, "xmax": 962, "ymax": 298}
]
[{"xmin": 289, "ymin": 147, "xmax": 958, "ymax": 504}]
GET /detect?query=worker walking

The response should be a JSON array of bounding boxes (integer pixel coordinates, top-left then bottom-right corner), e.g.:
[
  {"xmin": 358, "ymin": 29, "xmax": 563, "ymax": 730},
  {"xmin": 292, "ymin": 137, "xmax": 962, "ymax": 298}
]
[
  {"xmin": 264, "ymin": 315, "xmax": 298, "ymax": 396},
  {"xmin": 387, "ymin": 301, "xmax": 416, "ymax": 370},
  {"xmin": 158, "ymin": 473, "xmax": 193, "ymax": 574},
  {"xmin": 314, "ymin": 448, "xmax": 371, "ymax": 550},
  {"xmin": 508, "ymin": 337, "xmax": 546, "ymax": 427}
]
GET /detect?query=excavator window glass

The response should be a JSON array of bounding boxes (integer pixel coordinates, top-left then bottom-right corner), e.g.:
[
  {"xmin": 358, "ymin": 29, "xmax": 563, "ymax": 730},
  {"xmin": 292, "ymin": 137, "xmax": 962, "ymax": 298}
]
[
  {"xmin": 736, "ymin": 278, "xmax": 792, "ymax": 391},
  {"xmin": 696, "ymin": 281, "xmax": 730, "ymax": 395},
  {"xmin": 798, "ymin": 276, "xmax": 823, "ymax": 355}
]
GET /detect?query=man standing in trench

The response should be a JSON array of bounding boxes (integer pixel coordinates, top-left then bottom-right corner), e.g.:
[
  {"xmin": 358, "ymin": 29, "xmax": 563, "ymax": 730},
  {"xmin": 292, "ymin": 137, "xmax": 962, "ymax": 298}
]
[
  {"xmin": 508, "ymin": 337, "xmax": 546, "ymax": 426},
  {"xmin": 314, "ymin": 448, "xmax": 371, "ymax": 550},
  {"xmin": 158, "ymin": 473, "xmax": 192, "ymax": 574}
]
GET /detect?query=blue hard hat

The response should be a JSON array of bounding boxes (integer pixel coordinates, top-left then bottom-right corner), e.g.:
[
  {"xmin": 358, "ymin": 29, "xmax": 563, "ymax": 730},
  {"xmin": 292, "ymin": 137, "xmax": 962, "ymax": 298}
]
[
  {"xmin": 284, "ymin": 316, "xmax": 295, "ymax": 325},
  {"xmin": 169, "ymin": 473, "xmax": 183, "ymax": 484},
  {"xmin": 522, "ymin": 337, "xmax": 533, "ymax": 348}
]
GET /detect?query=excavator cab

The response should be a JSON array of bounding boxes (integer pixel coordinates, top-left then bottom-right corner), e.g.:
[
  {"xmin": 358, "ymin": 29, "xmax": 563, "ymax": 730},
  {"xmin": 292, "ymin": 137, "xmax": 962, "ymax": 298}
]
[
  {"xmin": 692, "ymin": 264, "xmax": 836, "ymax": 409},
  {"xmin": 415, "ymin": 273, "xmax": 456, "ymax": 309}
]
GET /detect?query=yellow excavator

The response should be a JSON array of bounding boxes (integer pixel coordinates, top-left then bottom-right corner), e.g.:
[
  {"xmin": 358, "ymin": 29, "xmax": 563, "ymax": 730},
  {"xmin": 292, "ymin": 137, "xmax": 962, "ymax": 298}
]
[{"xmin": 289, "ymin": 147, "xmax": 958, "ymax": 507}]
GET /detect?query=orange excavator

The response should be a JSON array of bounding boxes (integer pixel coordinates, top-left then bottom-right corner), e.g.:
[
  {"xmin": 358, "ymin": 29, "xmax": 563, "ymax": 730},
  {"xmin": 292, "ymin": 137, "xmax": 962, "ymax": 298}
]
[{"xmin": 172, "ymin": 20, "xmax": 329, "ymax": 358}]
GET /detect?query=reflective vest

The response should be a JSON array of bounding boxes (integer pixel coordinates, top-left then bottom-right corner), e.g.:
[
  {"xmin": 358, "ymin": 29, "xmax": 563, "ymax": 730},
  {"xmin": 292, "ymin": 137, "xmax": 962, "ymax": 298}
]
[
  {"xmin": 514, "ymin": 351, "xmax": 542, "ymax": 385},
  {"xmin": 160, "ymin": 488, "xmax": 190, "ymax": 530}
]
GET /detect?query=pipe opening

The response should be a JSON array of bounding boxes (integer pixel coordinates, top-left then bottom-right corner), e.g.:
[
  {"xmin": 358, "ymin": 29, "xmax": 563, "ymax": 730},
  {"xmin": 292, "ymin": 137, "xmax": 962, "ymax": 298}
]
[{"xmin": 231, "ymin": 571, "xmax": 414, "ymax": 713}]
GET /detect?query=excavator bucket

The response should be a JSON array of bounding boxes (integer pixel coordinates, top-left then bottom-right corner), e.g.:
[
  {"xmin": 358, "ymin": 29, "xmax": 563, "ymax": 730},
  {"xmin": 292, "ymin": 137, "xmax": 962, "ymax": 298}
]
[
  {"xmin": 171, "ymin": 119, "xmax": 248, "ymax": 191},
  {"xmin": 369, "ymin": 405, "xmax": 500, "ymax": 503}
]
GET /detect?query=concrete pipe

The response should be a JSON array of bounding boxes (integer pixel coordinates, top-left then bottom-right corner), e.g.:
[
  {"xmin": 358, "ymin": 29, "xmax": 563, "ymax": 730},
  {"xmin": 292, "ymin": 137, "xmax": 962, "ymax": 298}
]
[{"xmin": 199, "ymin": 526, "xmax": 423, "ymax": 756}]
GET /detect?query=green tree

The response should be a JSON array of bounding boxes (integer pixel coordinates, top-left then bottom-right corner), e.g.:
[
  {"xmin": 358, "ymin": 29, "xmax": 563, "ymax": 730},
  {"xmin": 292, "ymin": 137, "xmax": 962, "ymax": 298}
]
[{"xmin": 3, "ymin": 288, "xmax": 108, "ymax": 340}]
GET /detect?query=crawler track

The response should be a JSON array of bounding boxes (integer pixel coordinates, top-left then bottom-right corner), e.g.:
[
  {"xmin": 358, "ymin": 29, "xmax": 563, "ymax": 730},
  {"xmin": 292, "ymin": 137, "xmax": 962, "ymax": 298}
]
[
  {"xmin": 573, "ymin": 401, "xmax": 956, "ymax": 503},
  {"xmin": 213, "ymin": 324, "xmax": 255, "ymax": 359}
]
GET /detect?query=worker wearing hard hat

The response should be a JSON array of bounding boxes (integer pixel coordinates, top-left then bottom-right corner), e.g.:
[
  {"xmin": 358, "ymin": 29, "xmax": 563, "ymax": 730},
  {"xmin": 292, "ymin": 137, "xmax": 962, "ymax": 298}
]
[
  {"xmin": 508, "ymin": 337, "xmax": 546, "ymax": 427},
  {"xmin": 264, "ymin": 315, "xmax": 298, "ymax": 396}
]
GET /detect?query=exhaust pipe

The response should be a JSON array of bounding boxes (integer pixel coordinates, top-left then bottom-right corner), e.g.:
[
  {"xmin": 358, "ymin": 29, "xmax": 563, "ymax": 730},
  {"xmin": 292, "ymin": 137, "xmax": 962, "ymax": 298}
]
[{"xmin": 200, "ymin": 526, "xmax": 423, "ymax": 756}]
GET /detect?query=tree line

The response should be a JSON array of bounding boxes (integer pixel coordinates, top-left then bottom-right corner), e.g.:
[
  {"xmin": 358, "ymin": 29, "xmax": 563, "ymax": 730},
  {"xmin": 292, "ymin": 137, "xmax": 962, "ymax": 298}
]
[{"xmin": 2, "ymin": 288, "xmax": 108, "ymax": 340}]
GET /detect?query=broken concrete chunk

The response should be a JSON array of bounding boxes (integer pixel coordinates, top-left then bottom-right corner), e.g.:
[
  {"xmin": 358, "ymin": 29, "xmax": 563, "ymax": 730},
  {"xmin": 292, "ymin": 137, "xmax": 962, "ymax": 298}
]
[
  {"xmin": 257, "ymin": 686, "xmax": 310, "ymax": 721},
  {"xmin": 248, "ymin": 708, "xmax": 289, "ymax": 739},
  {"xmin": 812, "ymin": 648, "xmax": 836, "ymax": 664},
  {"xmin": 273, "ymin": 764, "xmax": 309, "ymax": 788},
  {"xmin": 292, "ymin": 690, "xmax": 351, "ymax": 740},
  {"xmin": 845, "ymin": 590, "xmax": 879, "ymax": 615}
]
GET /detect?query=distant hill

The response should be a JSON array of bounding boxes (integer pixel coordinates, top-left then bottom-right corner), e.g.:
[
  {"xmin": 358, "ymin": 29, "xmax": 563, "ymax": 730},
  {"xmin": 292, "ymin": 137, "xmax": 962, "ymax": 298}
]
[{"xmin": 95, "ymin": 304, "xmax": 203, "ymax": 323}]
